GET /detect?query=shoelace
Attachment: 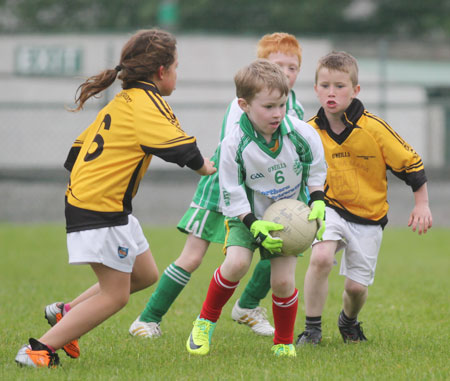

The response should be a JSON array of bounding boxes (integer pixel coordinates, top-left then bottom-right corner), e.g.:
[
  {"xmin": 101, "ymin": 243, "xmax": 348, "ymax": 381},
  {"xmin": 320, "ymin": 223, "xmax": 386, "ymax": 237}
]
[
  {"xmin": 143, "ymin": 322, "xmax": 161, "ymax": 335},
  {"xmin": 48, "ymin": 352, "xmax": 60, "ymax": 367},
  {"xmin": 273, "ymin": 344, "xmax": 292, "ymax": 355},
  {"xmin": 247, "ymin": 307, "xmax": 269, "ymax": 321},
  {"xmin": 342, "ymin": 321, "xmax": 366, "ymax": 340},
  {"xmin": 194, "ymin": 321, "xmax": 211, "ymax": 341},
  {"xmin": 354, "ymin": 322, "xmax": 366, "ymax": 339}
]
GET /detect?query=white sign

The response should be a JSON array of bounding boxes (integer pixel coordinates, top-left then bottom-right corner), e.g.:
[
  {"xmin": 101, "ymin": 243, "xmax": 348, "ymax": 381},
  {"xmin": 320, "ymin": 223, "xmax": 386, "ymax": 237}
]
[{"xmin": 15, "ymin": 46, "xmax": 82, "ymax": 76}]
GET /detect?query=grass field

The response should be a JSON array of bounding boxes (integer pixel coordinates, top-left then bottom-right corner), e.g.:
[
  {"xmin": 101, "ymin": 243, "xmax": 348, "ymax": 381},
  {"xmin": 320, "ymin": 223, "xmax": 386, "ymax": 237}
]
[{"xmin": 1, "ymin": 224, "xmax": 448, "ymax": 380}]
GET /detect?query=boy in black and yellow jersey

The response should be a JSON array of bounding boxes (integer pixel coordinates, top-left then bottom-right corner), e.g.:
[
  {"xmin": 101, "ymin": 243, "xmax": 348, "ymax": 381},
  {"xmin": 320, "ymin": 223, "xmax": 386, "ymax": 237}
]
[
  {"xmin": 296, "ymin": 51, "xmax": 432, "ymax": 346},
  {"xmin": 15, "ymin": 29, "xmax": 216, "ymax": 368}
]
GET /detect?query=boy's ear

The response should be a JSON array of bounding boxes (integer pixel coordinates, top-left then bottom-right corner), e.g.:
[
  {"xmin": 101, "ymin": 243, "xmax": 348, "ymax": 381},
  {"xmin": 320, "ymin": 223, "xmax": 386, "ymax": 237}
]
[
  {"xmin": 352, "ymin": 84, "xmax": 361, "ymax": 99},
  {"xmin": 237, "ymin": 98, "xmax": 249, "ymax": 112}
]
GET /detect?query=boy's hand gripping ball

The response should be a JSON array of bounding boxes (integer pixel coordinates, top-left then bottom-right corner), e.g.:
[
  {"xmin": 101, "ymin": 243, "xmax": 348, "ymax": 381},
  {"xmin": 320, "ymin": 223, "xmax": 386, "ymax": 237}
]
[
  {"xmin": 249, "ymin": 220, "xmax": 284, "ymax": 254},
  {"xmin": 263, "ymin": 199, "xmax": 319, "ymax": 256}
]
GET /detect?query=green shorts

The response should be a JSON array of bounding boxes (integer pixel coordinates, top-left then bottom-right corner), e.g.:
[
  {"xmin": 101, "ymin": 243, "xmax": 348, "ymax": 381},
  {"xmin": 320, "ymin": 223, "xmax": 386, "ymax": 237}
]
[
  {"xmin": 224, "ymin": 219, "xmax": 283, "ymax": 260},
  {"xmin": 177, "ymin": 207, "xmax": 226, "ymax": 244}
]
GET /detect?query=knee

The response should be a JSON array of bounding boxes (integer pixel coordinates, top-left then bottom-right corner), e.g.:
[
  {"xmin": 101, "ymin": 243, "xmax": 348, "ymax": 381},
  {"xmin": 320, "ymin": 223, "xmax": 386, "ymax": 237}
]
[
  {"xmin": 223, "ymin": 258, "xmax": 249, "ymax": 280},
  {"xmin": 146, "ymin": 267, "xmax": 159, "ymax": 288},
  {"xmin": 229, "ymin": 259, "xmax": 248, "ymax": 277},
  {"xmin": 176, "ymin": 235, "xmax": 208, "ymax": 273},
  {"xmin": 345, "ymin": 281, "xmax": 366, "ymax": 298},
  {"xmin": 271, "ymin": 277, "xmax": 295, "ymax": 297},
  {"xmin": 116, "ymin": 291, "xmax": 131, "ymax": 310},
  {"xmin": 188, "ymin": 256, "xmax": 203, "ymax": 272},
  {"xmin": 132, "ymin": 267, "xmax": 159, "ymax": 292},
  {"xmin": 176, "ymin": 254, "xmax": 203, "ymax": 273},
  {"xmin": 310, "ymin": 247, "xmax": 334, "ymax": 272}
]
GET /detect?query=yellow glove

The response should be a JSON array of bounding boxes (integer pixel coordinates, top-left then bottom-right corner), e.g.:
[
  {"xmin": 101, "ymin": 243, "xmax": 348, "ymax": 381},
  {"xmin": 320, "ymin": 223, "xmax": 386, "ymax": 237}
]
[
  {"xmin": 308, "ymin": 200, "xmax": 326, "ymax": 240},
  {"xmin": 243, "ymin": 213, "xmax": 284, "ymax": 254},
  {"xmin": 250, "ymin": 220, "xmax": 284, "ymax": 254}
]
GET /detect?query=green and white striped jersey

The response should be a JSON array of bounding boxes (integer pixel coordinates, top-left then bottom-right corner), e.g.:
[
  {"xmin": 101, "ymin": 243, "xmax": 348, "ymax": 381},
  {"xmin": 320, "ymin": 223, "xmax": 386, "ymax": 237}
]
[
  {"xmin": 219, "ymin": 113, "xmax": 326, "ymax": 219},
  {"xmin": 190, "ymin": 90, "xmax": 304, "ymax": 211}
]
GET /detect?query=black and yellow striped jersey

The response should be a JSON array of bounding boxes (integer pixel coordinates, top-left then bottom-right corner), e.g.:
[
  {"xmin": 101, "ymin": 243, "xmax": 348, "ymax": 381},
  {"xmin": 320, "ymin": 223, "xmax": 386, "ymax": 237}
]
[
  {"xmin": 309, "ymin": 98, "xmax": 427, "ymax": 226},
  {"xmin": 64, "ymin": 81, "xmax": 204, "ymax": 232}
]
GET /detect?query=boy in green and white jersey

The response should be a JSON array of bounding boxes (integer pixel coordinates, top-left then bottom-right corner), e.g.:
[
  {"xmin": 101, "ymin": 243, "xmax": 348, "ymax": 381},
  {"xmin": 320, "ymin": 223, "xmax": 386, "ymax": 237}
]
[
  {"xmin": 186, "ymin": 59, "xmax": 326, "ymax": 357},
  {"xmin": 129, "ymin": 33, "xmax": 306, "ymax": 338}
]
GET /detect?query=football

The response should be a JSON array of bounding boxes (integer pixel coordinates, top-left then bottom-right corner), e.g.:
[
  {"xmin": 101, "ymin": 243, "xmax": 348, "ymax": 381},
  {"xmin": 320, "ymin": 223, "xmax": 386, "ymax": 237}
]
[{"xmin": 263, "ymin": 199, "xmax": 318, "ymax": 256}]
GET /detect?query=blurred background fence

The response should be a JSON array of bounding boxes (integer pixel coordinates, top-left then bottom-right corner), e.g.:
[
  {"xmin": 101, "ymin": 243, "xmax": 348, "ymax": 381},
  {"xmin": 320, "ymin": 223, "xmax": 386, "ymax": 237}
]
[{"xmin": 1, "ymin": 0, "xmax": 449, "ymax": 226}]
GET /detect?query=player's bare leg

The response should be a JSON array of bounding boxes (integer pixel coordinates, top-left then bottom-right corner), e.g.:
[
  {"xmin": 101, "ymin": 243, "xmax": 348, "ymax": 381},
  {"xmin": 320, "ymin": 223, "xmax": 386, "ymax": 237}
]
[
  {"xmin": 175, "ymin": 234, "xmax": 210, "ymax": 273},
  {"xmin": 45, "ymin": 248, "xmax": 158, "ymax": 357},
  {"xmin": 130, "ymin": 248, "xmax": 159, "ymax": 291},
  {"xmin": 338, "ymin": 278, "xmax": 368, "ymax": 342},
  {"xmin": 130, "ymin": 235, "xmax": 210, "ymax": 338},
  {"xmin": 40, "ymin": 263, "xmax": 132, "ymax": 351},
  {"xmin": 220, "ymin": 245, "xmax": 253, "ymax": 281},
  {"xmin": 56, "ymin": 248, "xmax": 158, "ymax": 312},
  {"xmin": 304, "ymin": 240, "xmax": 337, "ymax": 315},
  {"xmin": 297, "ymin": 240, "xmax": 337, "ymax": 345},
  {"xmin": 342, "ymin": 278, "xmax": 368, "ymax": 318}
]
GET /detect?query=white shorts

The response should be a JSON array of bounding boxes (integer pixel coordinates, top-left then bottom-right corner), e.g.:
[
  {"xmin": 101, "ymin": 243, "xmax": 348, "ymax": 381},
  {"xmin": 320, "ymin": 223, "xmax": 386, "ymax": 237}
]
[
  {"xmin": 313, "ymin": 207, "xmax": 383, "ymax": 286},
  {"xmin": 67, "ymin": 214, "xmax": 150, "ymax": 273}
]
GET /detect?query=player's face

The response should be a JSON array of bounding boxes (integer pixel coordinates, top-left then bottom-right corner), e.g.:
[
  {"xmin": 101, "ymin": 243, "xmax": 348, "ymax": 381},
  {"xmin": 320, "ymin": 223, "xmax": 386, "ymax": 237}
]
[
  {"xmin": 267, "ymin": 51, "xmax": 300, "ymax": 90},
  {"xmin": 158, "ymin": 50, "xmax": 178, "ymax": 96},
  {"xmin": 314, "ymin": 68, "xmax": 360, "ymax": 116},
  {"xmin": 240, "ymin": 88, "xmax": 287, "ymax": 142}
]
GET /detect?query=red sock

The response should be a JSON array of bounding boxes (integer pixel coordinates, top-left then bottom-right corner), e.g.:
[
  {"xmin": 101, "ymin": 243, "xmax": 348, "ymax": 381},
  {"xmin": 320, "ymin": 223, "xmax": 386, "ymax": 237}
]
[
  {"xmin": 272, "ymin": 289, "xmax": 299, "ymax": 345},
  {"xmin": 199, "ymin": 267, "xmax": 239, "ymax": 322}
]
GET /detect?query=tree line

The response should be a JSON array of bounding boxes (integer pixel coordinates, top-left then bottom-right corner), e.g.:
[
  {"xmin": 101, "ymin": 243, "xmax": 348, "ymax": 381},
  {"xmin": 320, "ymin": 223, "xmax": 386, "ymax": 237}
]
[{"xmin": 1, "ymin": 0, "xmax": 448, "ymax": 39}]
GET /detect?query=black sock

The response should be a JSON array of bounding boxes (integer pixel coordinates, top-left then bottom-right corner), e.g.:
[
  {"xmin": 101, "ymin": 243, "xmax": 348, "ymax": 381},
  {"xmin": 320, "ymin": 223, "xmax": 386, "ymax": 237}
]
[
  {"xmin": 305, "ymin": 316, "xmax": 322, "ymax": 331},
  {"xmin": 339, "ymin": 310, "xmax": 357, "ymax": 326}
]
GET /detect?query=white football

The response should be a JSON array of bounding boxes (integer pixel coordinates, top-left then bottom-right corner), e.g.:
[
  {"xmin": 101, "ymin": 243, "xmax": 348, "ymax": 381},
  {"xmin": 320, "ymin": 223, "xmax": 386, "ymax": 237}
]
[{"xmin": 263, "ymin": 199, "xmax": 318, "ymax": 256}]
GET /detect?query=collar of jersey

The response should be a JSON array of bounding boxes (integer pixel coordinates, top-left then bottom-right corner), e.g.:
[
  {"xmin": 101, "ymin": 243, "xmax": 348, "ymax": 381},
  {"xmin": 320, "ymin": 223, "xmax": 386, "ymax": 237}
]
[
  {"xmin": 239, "ymin": 113, "xmax": 287, "ymax": 158},
  {"xmin": 288, "ymin": 90, "xmax": 304, "ymax": 120},
  {"xmin": 124, "ymin": 80, "xmax": 160, "ymax": 94},
  {"xmin": 316, "ymin": 98, "xmax": 364, "ymax": 144}
]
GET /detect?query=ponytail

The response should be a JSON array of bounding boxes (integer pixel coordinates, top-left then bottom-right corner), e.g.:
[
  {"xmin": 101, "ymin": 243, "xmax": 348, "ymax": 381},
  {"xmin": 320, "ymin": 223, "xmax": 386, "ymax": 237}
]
[
  {"xmin": 71, "ymin": 28, "xmax": 176, "ymax": 112},
  {"xmin": 72, "ymin": 68, "xmax": 119, "ymax": 111}
]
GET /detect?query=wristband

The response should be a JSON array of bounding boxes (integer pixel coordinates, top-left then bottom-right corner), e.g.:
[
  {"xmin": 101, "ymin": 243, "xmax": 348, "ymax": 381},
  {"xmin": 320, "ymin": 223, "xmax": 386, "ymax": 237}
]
[
  {"xmin": 243, "ymin": 213, "xmax": 258, "ymax": 230},
  {"xmin": 308, "ymin": 190, "xmax": 325, "ymax": 206}
]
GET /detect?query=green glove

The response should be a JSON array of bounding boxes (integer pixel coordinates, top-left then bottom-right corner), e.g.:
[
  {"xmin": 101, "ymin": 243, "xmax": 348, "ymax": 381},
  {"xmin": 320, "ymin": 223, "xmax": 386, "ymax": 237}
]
[
  {"xmin": 308, "ymin": 200, "xmax": 326, "ymax": 240},
  {"xmin": 250, "ymin": 220, "xmax": 284, "ymax": 254}
]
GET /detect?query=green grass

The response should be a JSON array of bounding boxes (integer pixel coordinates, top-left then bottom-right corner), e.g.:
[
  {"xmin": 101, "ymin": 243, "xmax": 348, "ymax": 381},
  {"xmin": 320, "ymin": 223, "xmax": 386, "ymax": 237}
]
[{"xmin": 0, "ymin": 224, "xmax": 448, "ymax": 380}]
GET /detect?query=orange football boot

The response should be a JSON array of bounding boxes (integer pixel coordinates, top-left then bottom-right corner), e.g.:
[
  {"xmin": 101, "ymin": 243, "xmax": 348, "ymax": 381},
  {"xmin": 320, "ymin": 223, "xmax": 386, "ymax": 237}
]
[
  {"xmin": 15, "ymin": 338, "xmax": 60, "ymax": 368},
  {"xmin": 45, "ymin": 302, "xmax": 80, "ymax": 358}
]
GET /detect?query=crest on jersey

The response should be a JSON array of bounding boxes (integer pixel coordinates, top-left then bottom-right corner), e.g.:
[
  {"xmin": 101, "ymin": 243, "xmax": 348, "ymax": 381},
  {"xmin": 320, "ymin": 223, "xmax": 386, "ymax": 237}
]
[
  {"xmin": 118, "ymin": 246, "xmax": 129, "ymax": 259},
  {"xmin": 293, "ymin": 159, "xmax": 302, "ymax": 176}
]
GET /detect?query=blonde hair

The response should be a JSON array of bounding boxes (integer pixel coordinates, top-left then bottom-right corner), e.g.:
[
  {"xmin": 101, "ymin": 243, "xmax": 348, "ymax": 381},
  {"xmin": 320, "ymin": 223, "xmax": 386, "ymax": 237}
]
[
  {"xmin": 315, "ymin": 51, "xmax": 359, "ymax": 86},
  {"xmin": 234, "ymin": 59, "xmax": 289, "ymax": 103},
  {"xmin": 257, "ymin": 32, "xmax": 302, "ymax": 68},
  {"xmin": 73, "ymin": 29, "xmax": 177, "ymax": 111}
]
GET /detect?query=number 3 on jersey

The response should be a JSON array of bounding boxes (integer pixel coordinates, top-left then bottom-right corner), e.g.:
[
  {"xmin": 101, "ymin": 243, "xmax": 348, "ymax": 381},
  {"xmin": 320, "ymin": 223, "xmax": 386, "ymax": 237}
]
[{"xmin": 84, "ymin": 114, "xmax": 111, "ymax": 162}]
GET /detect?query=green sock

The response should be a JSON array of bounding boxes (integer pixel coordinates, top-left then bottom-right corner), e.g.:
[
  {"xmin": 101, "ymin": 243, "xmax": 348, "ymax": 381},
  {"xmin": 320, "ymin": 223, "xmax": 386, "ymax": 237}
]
[
  {"xmin": 140, "ymin": 263, "xmax": 191, "ymax": 323},
  {"xmin": 239, "ymin": 259, "xmax": 271, "ymax": 309}
]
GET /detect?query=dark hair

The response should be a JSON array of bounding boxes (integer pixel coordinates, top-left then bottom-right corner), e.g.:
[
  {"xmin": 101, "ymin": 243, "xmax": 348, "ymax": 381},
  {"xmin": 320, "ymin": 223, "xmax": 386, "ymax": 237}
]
[{"xmin": 72, "ymin": 29, "xmax": 177, "ymax": 111}]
